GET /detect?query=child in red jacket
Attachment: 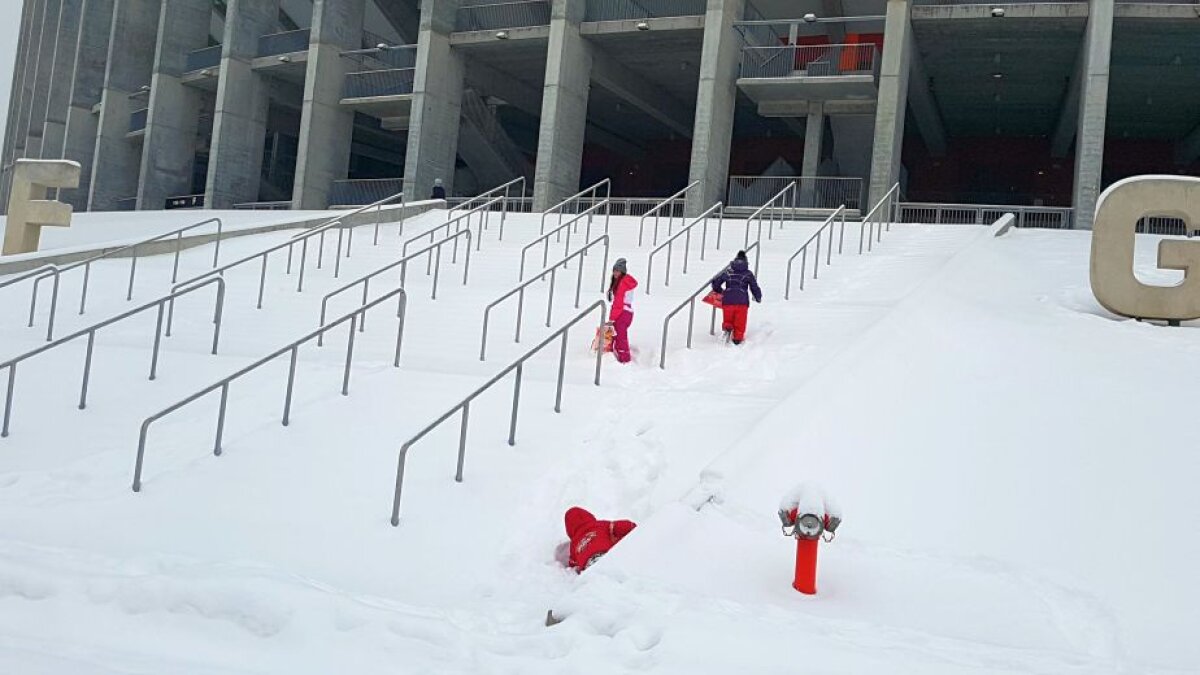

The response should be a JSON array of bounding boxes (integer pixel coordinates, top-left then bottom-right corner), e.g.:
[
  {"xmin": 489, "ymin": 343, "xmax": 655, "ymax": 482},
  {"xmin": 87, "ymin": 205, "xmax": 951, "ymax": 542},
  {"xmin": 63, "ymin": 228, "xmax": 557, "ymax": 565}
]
[
  {"xmin": 606, "ymin": 259, "xmax": 637, "ymax": 363},
  {"xmin": 564, "ymin": 507, "xmax": 636, "ymax": 572}
]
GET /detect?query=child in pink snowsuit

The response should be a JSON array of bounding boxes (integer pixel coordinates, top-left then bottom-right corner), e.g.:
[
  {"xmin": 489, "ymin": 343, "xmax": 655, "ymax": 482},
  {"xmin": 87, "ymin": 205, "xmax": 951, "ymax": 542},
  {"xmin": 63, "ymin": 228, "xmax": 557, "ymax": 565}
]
[{"xmin": 607, "ymin": 258, "xmax": 637, "ymax": 363}]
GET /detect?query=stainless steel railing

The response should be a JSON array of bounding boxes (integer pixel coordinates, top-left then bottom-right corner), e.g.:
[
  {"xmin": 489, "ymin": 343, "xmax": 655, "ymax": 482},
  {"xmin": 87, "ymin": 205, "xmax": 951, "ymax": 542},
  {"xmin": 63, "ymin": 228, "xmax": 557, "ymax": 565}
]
[
  {"xmin": 658, "ymin": 242, "xmax": 761, "ymax": 370},
  {"xmin": 638, "ymin": 180, "xmax": 699, "ymax": 247},
  {"xmin": 740, "ymin": 44, "xmax": 880, "ymax": 81},
  {"xmin": 540, "ymin": 178, "xmax": 612, "ymax": 237},
  {"xmin": 390, "ymin": 300, "xmax": 607, "ymax": 525},
  {"xmin": 859, "ymin": 183, "xmax": 901, "ymax": 254},
  {"xmin": 785, "ymin": 206, "xmax": 846, "ymax": 299},
  {"xmin": 402, "ymin": 196, "xmax": 502, "ymax": 260},
  {"xmin": 0, "ymin": 217, "xmax": 225, "ymax": 342},
  {"xmin": 132, "ymin": 286, "xmax": 409, "ymax": 492},
  {"xmin": 480, "ymin": 235, "xmax": 610, "ymax": 361},
  {"xmin": 2, "ymin": 277, "xmax": 226, "ymax": 438},
  {"xmin": 519, "ymin": 201, "xmax": 609, "ymax": 280},
  {"xmin": 897, "ymin": 201, "xmax": 1072, "ymax": 230},
  {"xmin": 291, "ymin": 188, "xmax": 406, "ymax": 243},
  {"xmin": 645, "ymin": 202, "xmax": 724, "ymax": 293},
  {"xmin": 448, "ymin": 177, "xmax": 526, "ymax": 241},
  {"xmin": 455, "ymin": 0, "xmax": 552, "ymax": 31},
  {"xmin": 742, "ymin": 182, "xmax": 795, "ymax": 255},
  {"xmin": 318, "ymin": 230, "xmax": 472, "ymax": 346}
]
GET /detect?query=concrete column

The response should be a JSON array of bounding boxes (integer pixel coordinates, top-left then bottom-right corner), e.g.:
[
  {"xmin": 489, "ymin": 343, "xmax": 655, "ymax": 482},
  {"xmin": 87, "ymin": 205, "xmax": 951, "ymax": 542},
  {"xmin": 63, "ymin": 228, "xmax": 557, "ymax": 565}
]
[
  {"xmin": 800, "ymin": 101, "xmax": 824, "ymax": 206},
  {"xmin": 89, "ymin": 0, "xmax": 159, "ymax": 210},
  {"xmin": 12, "ymin": 0, "xmax": 46, "ymax": 164},
  {"xmin": 1, "ymin": 1, "xmax": 39, "ymax": 211},
  {"xmin": 41, "ymin": 0, "xmax": 84, "ymax": 160},
  {"xmin": 136, "ymin": 0, "xmax": 209, "ymax": 209},
  {"xmin": 205, "ymin": 0, "xmax": 276, "ymax": 209},
  {"xmin": 24, "ymin": 0, "xmax": 62, "ymax": 159},
  {"xmin": 867, "ymin": 0, "xmax": 912, "ymax": 210},
  {"xmin": 532, "ymin": 0, "xmax": 592, "ymax": 211},
  {"xmin": 403, "ymin": 0, "xmax": 465, "ymax": 202},
  {"xmin": 292, "ymin": 0, "xmax": 366, "ymax": 209},
  {"xmin": 1071, "ymin": 0, "xmax": 1114, "ymax": 231},
  {"xmin": 60, "ymin": 0, "xmax": 116, "ymax": 211},
  {"xmin": 685, "ymin": 0, "xmax": 745, "ymax": 216}
]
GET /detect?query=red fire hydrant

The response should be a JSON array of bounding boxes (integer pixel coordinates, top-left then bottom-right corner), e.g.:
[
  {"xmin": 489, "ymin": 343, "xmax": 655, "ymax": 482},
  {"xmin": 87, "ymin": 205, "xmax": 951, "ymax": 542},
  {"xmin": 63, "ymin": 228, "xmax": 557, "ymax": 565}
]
[{"xmin": 778, "ymin": 484, "xmax": 842, "ymax": 595}]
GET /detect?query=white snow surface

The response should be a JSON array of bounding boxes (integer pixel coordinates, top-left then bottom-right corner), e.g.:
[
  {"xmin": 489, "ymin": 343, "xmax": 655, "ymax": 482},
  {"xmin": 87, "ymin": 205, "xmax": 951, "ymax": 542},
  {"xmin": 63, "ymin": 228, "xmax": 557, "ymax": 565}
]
[{"xmin": 0, "ymin": 208, "xmax": 1195, "ymax": 673}]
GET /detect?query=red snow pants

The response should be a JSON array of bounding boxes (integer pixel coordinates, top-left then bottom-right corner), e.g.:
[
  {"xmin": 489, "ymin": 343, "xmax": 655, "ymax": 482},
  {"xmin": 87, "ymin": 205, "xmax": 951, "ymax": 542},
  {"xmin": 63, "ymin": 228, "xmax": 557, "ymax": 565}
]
[
  {"xmin": 721, "ymin": 304, "xmax": 749, "ymax": 342},
  {"xmin": 613, "ymin": 310, "xmax": 633, "ymax": 363}
]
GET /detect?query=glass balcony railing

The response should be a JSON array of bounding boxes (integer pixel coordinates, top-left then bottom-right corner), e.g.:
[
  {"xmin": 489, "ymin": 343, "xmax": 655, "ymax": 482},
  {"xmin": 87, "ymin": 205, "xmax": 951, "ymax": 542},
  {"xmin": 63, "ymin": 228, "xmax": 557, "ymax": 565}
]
[
  {"xmin": 128, "ymin": 108, "xmax": 148, "ymax": 134},
  {"xmin": 455, "ymin": 1, "xmax": 551, "ymax": 32},
  {"xmin": 257, "ymin": 28, "xmax": 311, "ymax": 57},
  {"xmin": 185, "ymin": 45, "xmax": 223, "ymax": 72},
  {"xmin": 584, "ymin": 0, "xmax": 706, "ymax": 21},
  {"xmin": 340, "ymin": 45, "xmax": 418, "ymax": 98}
]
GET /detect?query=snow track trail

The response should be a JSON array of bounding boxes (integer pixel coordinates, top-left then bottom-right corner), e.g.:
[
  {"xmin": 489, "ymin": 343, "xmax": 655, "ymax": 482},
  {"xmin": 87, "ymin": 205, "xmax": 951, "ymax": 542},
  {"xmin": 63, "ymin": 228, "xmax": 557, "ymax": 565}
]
[{"xmin": 0, "ymin": 211, "xmax": 1193, "ymax": 673}]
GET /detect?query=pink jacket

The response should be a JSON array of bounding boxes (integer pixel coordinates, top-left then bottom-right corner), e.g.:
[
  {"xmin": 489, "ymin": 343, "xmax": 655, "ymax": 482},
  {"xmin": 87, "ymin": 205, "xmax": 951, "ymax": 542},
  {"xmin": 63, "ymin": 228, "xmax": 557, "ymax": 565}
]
[{"xmin": 610, "ymin": 274, "xmax": 638, "ymax": 322}]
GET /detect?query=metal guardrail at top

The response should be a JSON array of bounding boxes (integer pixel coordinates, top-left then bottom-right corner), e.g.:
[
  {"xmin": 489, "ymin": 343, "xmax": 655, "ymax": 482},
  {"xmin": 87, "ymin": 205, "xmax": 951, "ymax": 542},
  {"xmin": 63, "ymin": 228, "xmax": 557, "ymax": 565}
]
[
  {"xmin": 1, "ymin": 277, "xmax": 226, "ymax": 438},
  {"xmin": 232, "ymin": 201, "xmax": 292, "ymax": 210},
  {"xmin": 132, "ymin": 286, "xmax": 409, "ymax": 493},
  {"xmin": 402, "ymin": 196, "xmax": 503, "ymax": 263},
  {"xmin": 579, "ymin": 197, "xmax": 674, "ymax": 219},
  {"xmin": 390, "ymin": 300, "xmax": 607, "ymax": 525},
  {"xmin": 897, "ymin": 202, "xmax": 1073, "ymax": 230},
  {"xmin": 519, "ymin": 201, "xmax": 610, "ymax": 281},
  {"xmin": 1137, "ymin": 216, "xmax": 1191, "ymax": 236},
  {"xmin": 448, "ymin": 176, "xmax": 527, "ymax": 240},
  {"xmin": 258, "ymin": 28, "xmax": 311, "ymax": 57},
  {"xmin": 645, "ymin": 202, "xmax": 725, "ymax": 294},
  {"xmin": 455, "ymin": 0, "xmax": 552, "ymax": 32},
  {"xmin": 728, "ymin": 175, "xmax": 864, "ymax": 211},
  {"xmin": 785, "ymin": 206, "xmax": 846, "ymax": 300},
  {"xmin": 859, "ymin": 183, "xmax": 901, "ymax": 254},
  {"xmin": 329, "ymin": 178, "xmax": 405, "ymax": 207},
  {"xmin": 639, "ymin": 181, "xmax": 700, "ymax": 247},
  {"xmin": 185, "ymin": 45, "xmax": 223, "ymax": 72},
  {"xmin": 1, "ymin": 217, "xmax": 224, "ymax": 343},
  {"xmin": 740, "ymin": 182, "xmax": 796, "ymax": 253},
  {"xmin": 319, "ymin": 230, "xmax": 472, "ymax": 347},
  {"xmin": 480, "ymin": 235, "xmax": 610, "ymax": 361},
  {"xmin": 659, "ymin": 242, "xmax": 761, "ymax": 370},
  {"xmin": 584, "ymin": 0, "xmax": 706, "ymax": 21},
  {"xmin": 740, "ymin": 44, "xmax": 880, "ymax": 80},
  {"xmin": 540, "ymin": 178, "xmax": 612, "ymax": 238}
]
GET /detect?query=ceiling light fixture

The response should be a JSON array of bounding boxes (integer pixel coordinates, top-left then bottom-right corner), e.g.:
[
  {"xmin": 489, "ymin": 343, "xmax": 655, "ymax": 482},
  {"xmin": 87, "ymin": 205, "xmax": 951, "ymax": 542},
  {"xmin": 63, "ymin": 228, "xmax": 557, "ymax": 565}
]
[
  {"xmin": 991, "ymin": 7, "xmax": 1006, "ymax": 17},
  {"xmin": 803, "ymin": 13, "xmax": 818, "ymax": 23},
  {"xmin": 495, "ymin": 30, "xmax": 509, "ymax": 40},
  {"xmin": 636, "ymin": 20, "xmax": 650, "ymax": 31}
]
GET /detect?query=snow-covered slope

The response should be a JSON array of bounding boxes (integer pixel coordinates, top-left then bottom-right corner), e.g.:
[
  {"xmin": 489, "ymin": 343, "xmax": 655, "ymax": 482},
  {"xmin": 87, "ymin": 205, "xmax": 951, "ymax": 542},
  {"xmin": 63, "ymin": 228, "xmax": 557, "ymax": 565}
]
[{"xmin": 0, "ymin": 210, "xmax": 1192, "ymax": 673}]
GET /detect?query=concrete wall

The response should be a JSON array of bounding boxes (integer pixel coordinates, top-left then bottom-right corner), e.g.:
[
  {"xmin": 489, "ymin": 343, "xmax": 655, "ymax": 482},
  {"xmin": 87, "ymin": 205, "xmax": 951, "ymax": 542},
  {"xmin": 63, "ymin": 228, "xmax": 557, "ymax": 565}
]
[
  {"xmin": 292, "ymin": 0, "xmax": 366, "ymax": 209},
  {"xmin": 60, "ymin": 0, "xmax": 115, "ymax": 210},
  {"xmin": 685, "ymin": 0, "xmax": 745, "ymax": 217},
  {"xmin": 867, "ymin": 0, "xmax": 912, "ymax": 210},
  {"xmin": 205, "ymin": 0, "xmax": 276, "ymax": 208},
  {"xmin": 89, "ymin": 0, "xmax": 160, "ymax": 210},
  {"xmin": 403, "ymin": 0, "xmax": 465, "ymax": 202}
]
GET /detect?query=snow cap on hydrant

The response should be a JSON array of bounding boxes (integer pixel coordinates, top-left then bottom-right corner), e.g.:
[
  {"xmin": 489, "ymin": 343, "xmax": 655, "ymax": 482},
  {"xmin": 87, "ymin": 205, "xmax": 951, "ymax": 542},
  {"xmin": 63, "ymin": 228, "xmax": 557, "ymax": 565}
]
[{"xmin": 778, "ymin": 483, "xmax": 842, "ymax": 595}]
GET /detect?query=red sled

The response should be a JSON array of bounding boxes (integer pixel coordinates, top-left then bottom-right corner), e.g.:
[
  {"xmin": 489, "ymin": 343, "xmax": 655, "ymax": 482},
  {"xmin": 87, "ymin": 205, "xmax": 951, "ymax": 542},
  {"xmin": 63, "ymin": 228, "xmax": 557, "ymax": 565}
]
[{"xmin": 701, "ymin": 291, "xmax": 723, "ymax": 308}]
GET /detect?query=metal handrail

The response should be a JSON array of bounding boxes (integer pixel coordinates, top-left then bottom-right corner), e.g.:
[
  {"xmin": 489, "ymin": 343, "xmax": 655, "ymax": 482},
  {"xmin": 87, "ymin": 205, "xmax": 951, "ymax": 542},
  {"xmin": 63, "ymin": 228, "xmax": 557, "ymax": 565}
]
[
  {"xmin": 447, "ymin": 177, "xmax": 526, "ymax": 239},
  {"xmin": 644, "ymin": 202, "xmax": 723, "ymax": 294},
  {"xmin": 132, "ymin": 286, "xmax": 409, "ymax": 492},
  {"xmin": 638, "ymin": 180, "xmax": 700, "ymax": 247},
  {"xmin": 7, "ymin": 217, "xmax": 224, "ymax": 342},
  {"xmin": 318, "ymin": 230, "xmax": 471, "ymax": 346},
  {"xmin": 290, "ymin": 189, "xmax": 406, "ymax": 243},
  {"xmin": 402, "ymin": 196, "xmax": 502, "ymax": 259},
  {"xmin": 390, "ymin": 300, "xmax": 607, "ymax": 525},
  {"xmin": 540, "ymin": 178, "xmax": 611, "ymax": 237},
  {"xmin": 860, "ymin": 183, "xmax": 900, "ymax": 254},
  {"xmin": 519, "ymin": 201, "xmax": 609, "ymax": 280},
  {"xmin": 743, "ymin": 182, "xmax": 796, "ymax": 249},
  {"xmin": 1, "ymin": 277, "xmax": 226, "ymax": 438},
  {"xmin": 480, "ymin": 235, "xmax": 610, "ymax": 361},
  {"xmin": 785, "ymin": 205, "xmax": 846, "ymax": 299},
  {"xmin": 658, "ymin": 242, "xmax": 761, "ymax": 370}
]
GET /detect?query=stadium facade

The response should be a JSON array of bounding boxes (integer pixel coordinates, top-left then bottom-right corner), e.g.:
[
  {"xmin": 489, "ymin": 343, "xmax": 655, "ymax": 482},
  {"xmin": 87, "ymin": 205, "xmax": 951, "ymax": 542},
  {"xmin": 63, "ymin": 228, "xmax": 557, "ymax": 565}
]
[{"xmin": 2, "ymin": 0, "xmax": 1198, "ymax": 229}]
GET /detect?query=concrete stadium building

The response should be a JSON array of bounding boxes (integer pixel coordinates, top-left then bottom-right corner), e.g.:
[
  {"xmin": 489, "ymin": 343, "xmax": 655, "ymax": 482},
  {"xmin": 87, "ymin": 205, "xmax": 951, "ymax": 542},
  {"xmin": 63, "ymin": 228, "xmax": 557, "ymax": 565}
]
[{"xmin": 2, "ymin": 0, "xmax": 1198, "ymax": 229}]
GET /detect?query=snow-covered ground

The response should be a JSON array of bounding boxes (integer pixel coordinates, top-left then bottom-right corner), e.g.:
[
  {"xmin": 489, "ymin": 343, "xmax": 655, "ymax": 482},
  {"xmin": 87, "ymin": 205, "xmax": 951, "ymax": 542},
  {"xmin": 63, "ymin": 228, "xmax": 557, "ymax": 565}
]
[{"xmin": 0, "ymin": 208, "xmax": 1195, "ymax": 673}]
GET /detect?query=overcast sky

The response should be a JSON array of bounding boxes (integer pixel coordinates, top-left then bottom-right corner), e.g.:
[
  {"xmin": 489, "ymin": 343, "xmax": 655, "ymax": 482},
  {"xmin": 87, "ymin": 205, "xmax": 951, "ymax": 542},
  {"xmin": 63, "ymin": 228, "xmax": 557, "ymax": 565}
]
[{"xmin": 0, "ymin": 3, "xmax": 29, "ymax": 143}]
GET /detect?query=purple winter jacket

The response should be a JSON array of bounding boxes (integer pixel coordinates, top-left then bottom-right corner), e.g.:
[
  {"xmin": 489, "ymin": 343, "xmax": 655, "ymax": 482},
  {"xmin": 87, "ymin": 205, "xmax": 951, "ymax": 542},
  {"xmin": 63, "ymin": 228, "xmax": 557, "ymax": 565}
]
[{"xmin": 711, "ymin": 258, "xmax": 762, "ymax": 306}]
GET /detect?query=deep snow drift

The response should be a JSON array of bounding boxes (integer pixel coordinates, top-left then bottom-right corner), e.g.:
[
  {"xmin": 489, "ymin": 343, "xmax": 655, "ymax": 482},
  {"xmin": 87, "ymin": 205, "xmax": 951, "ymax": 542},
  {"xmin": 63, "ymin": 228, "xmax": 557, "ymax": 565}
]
[{"xmin": 0, "ymin": 208, "xmax": 1194, "ymax": 673}]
